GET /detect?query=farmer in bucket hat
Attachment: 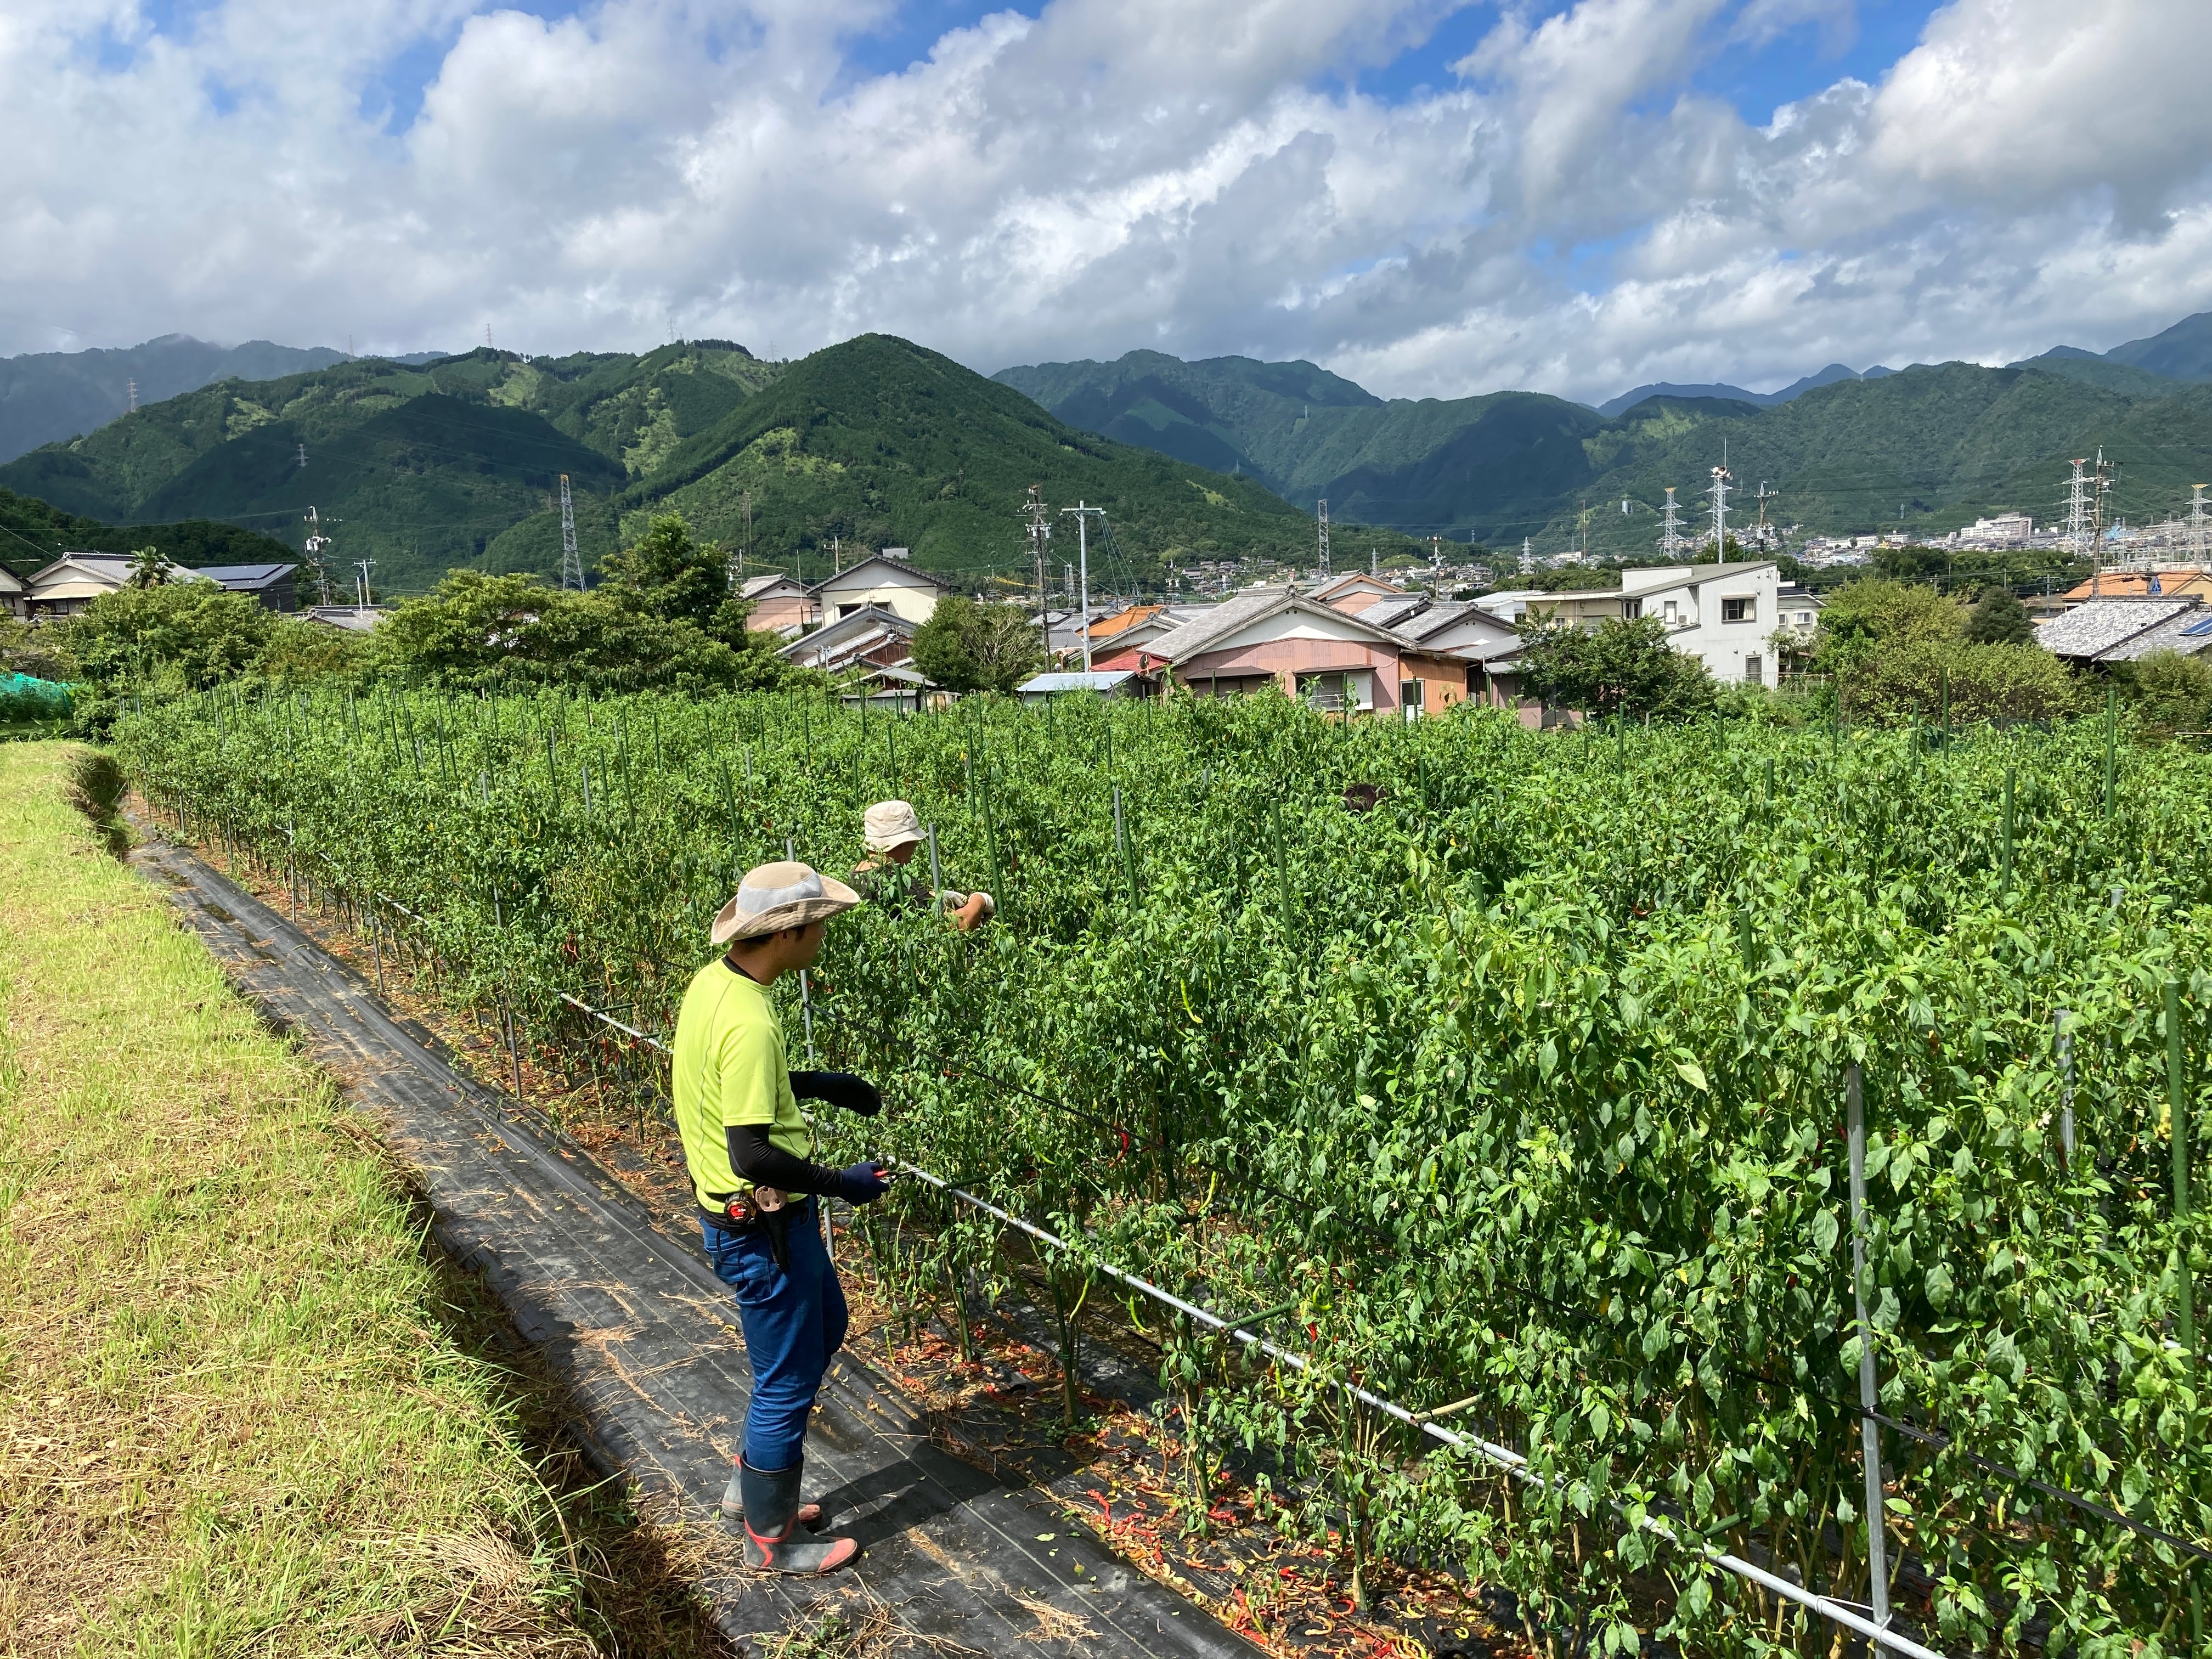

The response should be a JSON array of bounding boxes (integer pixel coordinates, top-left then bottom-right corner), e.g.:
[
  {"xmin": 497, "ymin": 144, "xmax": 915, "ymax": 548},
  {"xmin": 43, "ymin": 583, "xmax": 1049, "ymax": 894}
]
[
  {"xmin": 851, "ymin": 799, "xmax": 992, "ymax": 930},
  {"xmin": 673, "ymin": 860, "xmax": 892, "ymax": 1575}
]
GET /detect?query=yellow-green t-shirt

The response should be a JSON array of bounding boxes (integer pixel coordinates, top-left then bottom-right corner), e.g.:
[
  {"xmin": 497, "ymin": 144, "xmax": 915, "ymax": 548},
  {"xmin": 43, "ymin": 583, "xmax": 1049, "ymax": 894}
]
[{"xmin": 672, "ymin": 957, "xmax": 812, "ymax": 1213}]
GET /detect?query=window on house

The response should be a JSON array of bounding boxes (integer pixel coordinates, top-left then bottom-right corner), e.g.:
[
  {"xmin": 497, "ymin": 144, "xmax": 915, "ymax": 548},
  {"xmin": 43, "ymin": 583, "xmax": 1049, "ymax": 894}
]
[
  {"xmin": 1623, "ymin": 597, "xmax": 1643, "ymax": 619},
  {"xmin": 1662, "ymin": 600, "xmax": 1679, "ymax": 624},
  {"xmin": 1743, "ymin": 654, "xmax": 1763, "ymax": 686},
  {"xmin": 1722, "ymin": 596, "xmax": 1753, "ymax": 623},
  {"xmin": 1796, "ymin": 611, "xmax": 1813, "ymax": 625},
  {"xmin": 1401, "ymin": 679, "xmax": 1423, "ymax": 721}
]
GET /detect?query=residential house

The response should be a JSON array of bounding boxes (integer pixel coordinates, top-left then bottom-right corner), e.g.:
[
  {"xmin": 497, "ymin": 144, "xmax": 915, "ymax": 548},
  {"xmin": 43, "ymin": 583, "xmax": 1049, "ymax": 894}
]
[
  {"xmin": 779, "ymin": 603, "xmax": 918, "ymax": 675},
  {"xmin": 2037, "ymin": 599, "xmax": 2205, "ymax": 665},
  {"xmin": 26, "ymin": 551, "xmax": 301, "ymax": 619},
  {"xmin": 1310, "ymin": 572, "xmax": 1406, "ymax": 614},
  {"xmin": 1094, "ymin": 587, "xmax": 1429, "ymax": 713},
  {"xmin": 812, "ymin": 551, "xmax": 944, "ymax": 624},
  {"xmin": 1776, "ymin": 582, "xmax": 1824, "ymax": 641},
  {"xmin": 0, "ymin": 564, "xmax": 25, "ymax": 619},
  {"xmin": 26, "ymin": 552, "xmax": 196, "ymax": 618},
  {"xmin": 199, "ymin": 562, "xmax": 299, "ymax": 612},
  {"xmin": 2055, "ymin": 569, "xmax": 2212, "ymax": 606},
  {"xmin": 1476, "ymin": 561, "xmax": 1784, "ymax": 686},
  {"xmin": 740, "ymin": 572, "xmax": 819, "ymax": 633},
  {"xmin": 1365, "ymin": 598, "xmax": 1525, "ymax": 712}
]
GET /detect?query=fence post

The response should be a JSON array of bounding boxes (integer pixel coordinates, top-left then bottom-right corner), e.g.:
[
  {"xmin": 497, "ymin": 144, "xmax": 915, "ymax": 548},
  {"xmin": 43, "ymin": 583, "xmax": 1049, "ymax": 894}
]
[
  {"xmin": 2168, "ymin": 978, "xmax": 2203, "ymax": 1647},
  {"xmin": 2055, "ymin": 1008, "xmax": 2075, "ymax": 1172},
  {"xmin": 1846, "ymin": 1062, "xmax": 1891, "ymax": 1629},
  {"xmin": 2103, "ymin": 685, "xmax": 2117, "ymax": 820},
  {"xmin": 2001, "ymin": 765, "xmax": 2016, "ymax": 890},
  {"xmin": 1114, "ymin": 786, "xmax": 1139, "ymax": 904},
  {"xmin": 786, "ymin": 836, "xmax": 818, "ymax": 1066}
]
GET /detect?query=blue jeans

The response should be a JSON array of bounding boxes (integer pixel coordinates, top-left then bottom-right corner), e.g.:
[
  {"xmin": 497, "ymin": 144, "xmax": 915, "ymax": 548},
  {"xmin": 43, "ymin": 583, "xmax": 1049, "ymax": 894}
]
[{"xmin": 703, "ymin": 1201, "xmax": 849, "ymax": 1472}]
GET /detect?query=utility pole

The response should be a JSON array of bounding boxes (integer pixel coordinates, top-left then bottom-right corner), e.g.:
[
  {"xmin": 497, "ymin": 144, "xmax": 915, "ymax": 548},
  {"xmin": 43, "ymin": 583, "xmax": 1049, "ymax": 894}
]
[
  {"xmin": 557, "ymin": 474, "xmax": 584, "ymax": 591},
  {"xmin": 1660, "ymin": 486, "xmax": 1685, "ymax": 557},
  {"xmin": 302, "ymin": 506, "xmax": 335, "ymax": 606},
  {"xmin": 1706, "ymin": 462, "xmax": 1732, "ymax": 557},
  {"xmin": 1316, "ymin": 499, "xmax": 1331, "ymax": 579},
  {"xmin": 353, "ymin": 560, "xmax": 375, "ymax": 611},
  {"xmin": 1062, "ymin": 502, "xmax": 1106, "ymax": 671},
  {"xmin": 2191, "ymin": 483, "xmax": 2209, "ymax": 566},
  {"xmin": 1754, "ymin": 481, "xmax": 1776, "ymax": 550},
  {"xmin": 1025, "ymin": 485, "xmax": 1053, "ymax": 659}
]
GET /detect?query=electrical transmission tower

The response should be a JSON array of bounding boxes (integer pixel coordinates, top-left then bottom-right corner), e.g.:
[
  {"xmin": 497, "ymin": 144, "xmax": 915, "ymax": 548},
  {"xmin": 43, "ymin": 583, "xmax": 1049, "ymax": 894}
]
[
  {"xmin": 1658, "ymin": 486, "xmax": 1685, "ymax": 557},
  {"xmin": 1705, "ymin": 464, "xmax": 1732, "ymax": 555},
  {"xmin": 127, "ymin": 378, "xmax": 138, "ymax": 414},
  {"xmin": 2190, "ymin": 483, "xmax": 2209, "ymax": 566},
  {"xmin": 557, "ymin": 474, "xmax": 584, "ymax": 591},
  {"xmin": 1316, "ymin": 499, "xmax": 1330, "ymax": 579},
  {"xmin": 2064, "ymin": 458, "xmax": 2098, "ymax": 589},
  {"xmin": 1025, "ymin": 486, "xmax": 1053, "ymax": 658}
]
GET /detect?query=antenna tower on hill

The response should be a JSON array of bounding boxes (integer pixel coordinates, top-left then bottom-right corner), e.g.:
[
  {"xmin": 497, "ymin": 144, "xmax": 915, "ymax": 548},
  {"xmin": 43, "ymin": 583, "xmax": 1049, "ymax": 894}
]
[
  {"xmin": 557, "ymin": 474, "xmax": 583, "ymax": 591},
  {"xmin": 1705, "ymin": 464, "xmax": 1732, "ymax": 555},
  {"xmin": 127, "ymin": 378, "xmax": 138, "ymax": 413},
  {"xmin": 1316, "ymin": 499, "xmax": 1330, "ymax": 578},
  {"xmin": 1659, "ymin": 486, "xmax": 1685, "ymax": 556}
]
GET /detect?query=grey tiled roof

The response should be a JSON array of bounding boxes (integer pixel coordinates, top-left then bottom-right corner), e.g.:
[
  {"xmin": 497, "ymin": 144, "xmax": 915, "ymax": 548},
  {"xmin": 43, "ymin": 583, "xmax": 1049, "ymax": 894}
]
[
  {"xmin": 2037, "ymin": 599, "xmax": 2192, "ymax": 659},
  {"xmin": 2095, "ymin": 607, "xmax": 2212, "ymax": 662}
]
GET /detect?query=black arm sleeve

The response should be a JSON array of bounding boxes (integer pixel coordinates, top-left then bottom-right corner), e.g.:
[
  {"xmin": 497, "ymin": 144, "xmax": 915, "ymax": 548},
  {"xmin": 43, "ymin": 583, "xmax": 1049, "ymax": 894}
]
[{"xmin": 727, "ymin": 1123, "xmax": 847, "ymax": 1199}]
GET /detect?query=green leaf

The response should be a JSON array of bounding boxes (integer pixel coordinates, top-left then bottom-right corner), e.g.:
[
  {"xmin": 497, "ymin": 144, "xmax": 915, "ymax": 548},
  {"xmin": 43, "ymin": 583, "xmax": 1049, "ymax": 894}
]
[{"xmin": 1674, "ymin": 1059, "xmax": 1709, "ymax": 1092}]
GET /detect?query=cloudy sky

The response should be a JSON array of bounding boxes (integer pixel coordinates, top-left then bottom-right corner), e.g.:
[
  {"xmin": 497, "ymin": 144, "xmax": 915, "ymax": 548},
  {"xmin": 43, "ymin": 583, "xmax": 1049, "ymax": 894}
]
[{"xmin": 3, "ymin": 0, "xmax": 2208, "ymax": 405}]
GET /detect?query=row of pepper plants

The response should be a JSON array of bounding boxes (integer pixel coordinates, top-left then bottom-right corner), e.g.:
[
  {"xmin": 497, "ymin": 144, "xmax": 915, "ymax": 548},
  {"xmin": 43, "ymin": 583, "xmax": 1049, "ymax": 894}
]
[{"xmin": 113, "ymin": 684, "xmax": 2209, "ymax": 1656}]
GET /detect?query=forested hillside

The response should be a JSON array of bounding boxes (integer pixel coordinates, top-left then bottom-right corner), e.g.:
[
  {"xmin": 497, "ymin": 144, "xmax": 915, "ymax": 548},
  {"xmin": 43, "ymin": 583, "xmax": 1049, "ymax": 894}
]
[
  {"xmin": 1001, "ymin": 348, "xmax": 2212, "ymax": 556},
  {"xmin": 0, "ymin": 336, "xmax": 1374, "ymax": 594},
  {"xmin": 629, "ymin": 335, "xmax": 1356, "ymax": 589},
  {"xmin": 0, "ymin": 344, "xmax": 779, "ymax": 592}
]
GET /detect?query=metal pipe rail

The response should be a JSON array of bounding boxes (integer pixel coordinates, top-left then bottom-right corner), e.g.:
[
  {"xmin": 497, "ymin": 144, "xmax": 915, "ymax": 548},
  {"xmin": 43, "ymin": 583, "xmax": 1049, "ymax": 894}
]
[{"xmin": 546, "ymin": 991, "xmax": 1942, "ymax": 1659}]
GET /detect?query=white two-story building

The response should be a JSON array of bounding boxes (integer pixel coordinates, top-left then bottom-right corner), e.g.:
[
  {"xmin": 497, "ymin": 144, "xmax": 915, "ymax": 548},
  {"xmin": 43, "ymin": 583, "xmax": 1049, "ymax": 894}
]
[{"xmin": 1474, "ymin": 560, "xmax": 1784, "ymax": 686}]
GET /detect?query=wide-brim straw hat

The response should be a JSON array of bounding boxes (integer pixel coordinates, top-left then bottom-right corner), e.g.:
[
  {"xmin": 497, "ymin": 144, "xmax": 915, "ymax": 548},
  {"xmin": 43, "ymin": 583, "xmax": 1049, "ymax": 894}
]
[
  {"xmin": 712, "ymin": 860, "xmax": 860, "ymax": 944},
  {"xmin": 863, "ymin": 799, "xmax": 926, "ymax": 854}
]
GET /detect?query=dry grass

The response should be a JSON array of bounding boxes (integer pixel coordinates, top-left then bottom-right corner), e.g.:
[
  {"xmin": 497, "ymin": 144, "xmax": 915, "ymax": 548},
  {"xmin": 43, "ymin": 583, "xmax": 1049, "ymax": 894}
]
[{"xmin": 0, "ymin": 743, "xmax": 726, "ymax": 1658}]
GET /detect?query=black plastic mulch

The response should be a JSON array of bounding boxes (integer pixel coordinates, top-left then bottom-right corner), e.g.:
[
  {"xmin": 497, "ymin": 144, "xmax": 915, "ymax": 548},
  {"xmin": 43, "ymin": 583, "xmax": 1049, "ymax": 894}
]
[{"xmin": 133, "ymin": 833, "xmax": 1264, "ymax": 1659}]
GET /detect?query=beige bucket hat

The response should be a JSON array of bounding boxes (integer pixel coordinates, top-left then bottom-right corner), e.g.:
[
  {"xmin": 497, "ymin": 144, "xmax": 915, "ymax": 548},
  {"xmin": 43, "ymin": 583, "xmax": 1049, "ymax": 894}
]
[
  {"xmin": 711, "ymin": 860, "xmax": 860, "ymax": 945},
  {"xmin": 863, "ymin": 799, "xmax": 926, "ymax": 854}
]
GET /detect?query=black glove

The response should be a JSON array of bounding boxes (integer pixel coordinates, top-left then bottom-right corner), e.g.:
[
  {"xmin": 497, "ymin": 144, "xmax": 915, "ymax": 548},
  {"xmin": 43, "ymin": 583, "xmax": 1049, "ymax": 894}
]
[
  {"xmin": 789, "ymin": 1070, "xmax": 883, "ymax": 1118},
  {"xmin": 837, "ymin": 1160, "xmax": 893, "ymax": 1205}
]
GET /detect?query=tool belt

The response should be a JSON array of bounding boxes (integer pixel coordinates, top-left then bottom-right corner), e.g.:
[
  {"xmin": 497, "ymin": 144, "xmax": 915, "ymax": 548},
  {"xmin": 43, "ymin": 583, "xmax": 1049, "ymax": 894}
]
[{"xmin": 701, "ymin": 1186, "xmax": 809, "ymax": 1271}]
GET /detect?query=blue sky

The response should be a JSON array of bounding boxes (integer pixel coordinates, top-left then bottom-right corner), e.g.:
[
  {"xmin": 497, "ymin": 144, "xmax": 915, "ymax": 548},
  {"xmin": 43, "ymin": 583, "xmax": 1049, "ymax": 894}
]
[{"xmin": 9, "ymin": 0, "xmax": 2210, "ymax": 403}]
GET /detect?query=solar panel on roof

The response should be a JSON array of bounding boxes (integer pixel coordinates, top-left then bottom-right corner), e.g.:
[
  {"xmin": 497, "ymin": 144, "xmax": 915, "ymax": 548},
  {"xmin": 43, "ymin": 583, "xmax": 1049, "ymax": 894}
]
[{"xmin": 2183, "ymin": 617, "xmax": 2212, "ymax": 635}]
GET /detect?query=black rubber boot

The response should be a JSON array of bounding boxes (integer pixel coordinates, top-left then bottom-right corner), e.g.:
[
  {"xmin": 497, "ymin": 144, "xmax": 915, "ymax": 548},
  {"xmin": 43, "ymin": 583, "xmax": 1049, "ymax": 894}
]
[
  {"xmin": 722, "ymin": 1454, "xmax": 823, "ymax": 1531},
  {"xmin": 740, "ymin": 1458, "xmax": 857, "ymax": 1575}
]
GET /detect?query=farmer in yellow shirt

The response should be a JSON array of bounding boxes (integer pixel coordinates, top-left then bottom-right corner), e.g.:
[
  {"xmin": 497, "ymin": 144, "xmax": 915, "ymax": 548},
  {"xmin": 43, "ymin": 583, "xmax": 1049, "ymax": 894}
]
[{"xmin": 674, "ymin": 861, "xmax": 890, "ymax": 1575}]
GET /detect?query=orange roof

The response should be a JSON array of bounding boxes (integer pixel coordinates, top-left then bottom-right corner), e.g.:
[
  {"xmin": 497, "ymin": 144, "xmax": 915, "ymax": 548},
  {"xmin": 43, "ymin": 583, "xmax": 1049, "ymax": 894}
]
[
  {"xmin": 2060, "ymin": 568, "xmax": 2212, "ymax": 602},
  {"xmin": 1086, "ymin": 603, "xmax": 1166, "ymax": 640}
]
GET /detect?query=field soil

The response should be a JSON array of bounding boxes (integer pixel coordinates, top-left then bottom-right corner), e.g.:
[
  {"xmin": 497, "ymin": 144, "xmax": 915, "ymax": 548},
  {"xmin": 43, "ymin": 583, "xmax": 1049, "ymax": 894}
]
[{"xmin": 0, "ymin": 743, "xmax": 725, "ymax": 1657}]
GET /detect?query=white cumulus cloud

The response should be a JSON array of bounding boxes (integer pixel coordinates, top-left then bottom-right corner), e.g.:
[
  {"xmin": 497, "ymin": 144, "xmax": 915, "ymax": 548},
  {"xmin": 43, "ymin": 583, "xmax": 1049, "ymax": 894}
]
[{"xmin": 0, "ymin": 0, "xmax": 2206, "ymax": 407}]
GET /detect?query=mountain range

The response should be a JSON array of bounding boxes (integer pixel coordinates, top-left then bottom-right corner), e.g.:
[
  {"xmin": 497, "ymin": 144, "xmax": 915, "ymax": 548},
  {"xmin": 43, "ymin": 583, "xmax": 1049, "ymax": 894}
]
[
  {"xmin": 8, "ymin": 307, "xmax": 2212, "ymax": 591},
  {"xmin": 0, "ymin": 335, "xmax": 454, "ymax": 468},
  {"xmin": 993, "ymin": 309, "xmax": 2212, "ymax": 558},
  {"xmin": 0, "ymin": 336, "xmax": 1326, "ymax": 594}
]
